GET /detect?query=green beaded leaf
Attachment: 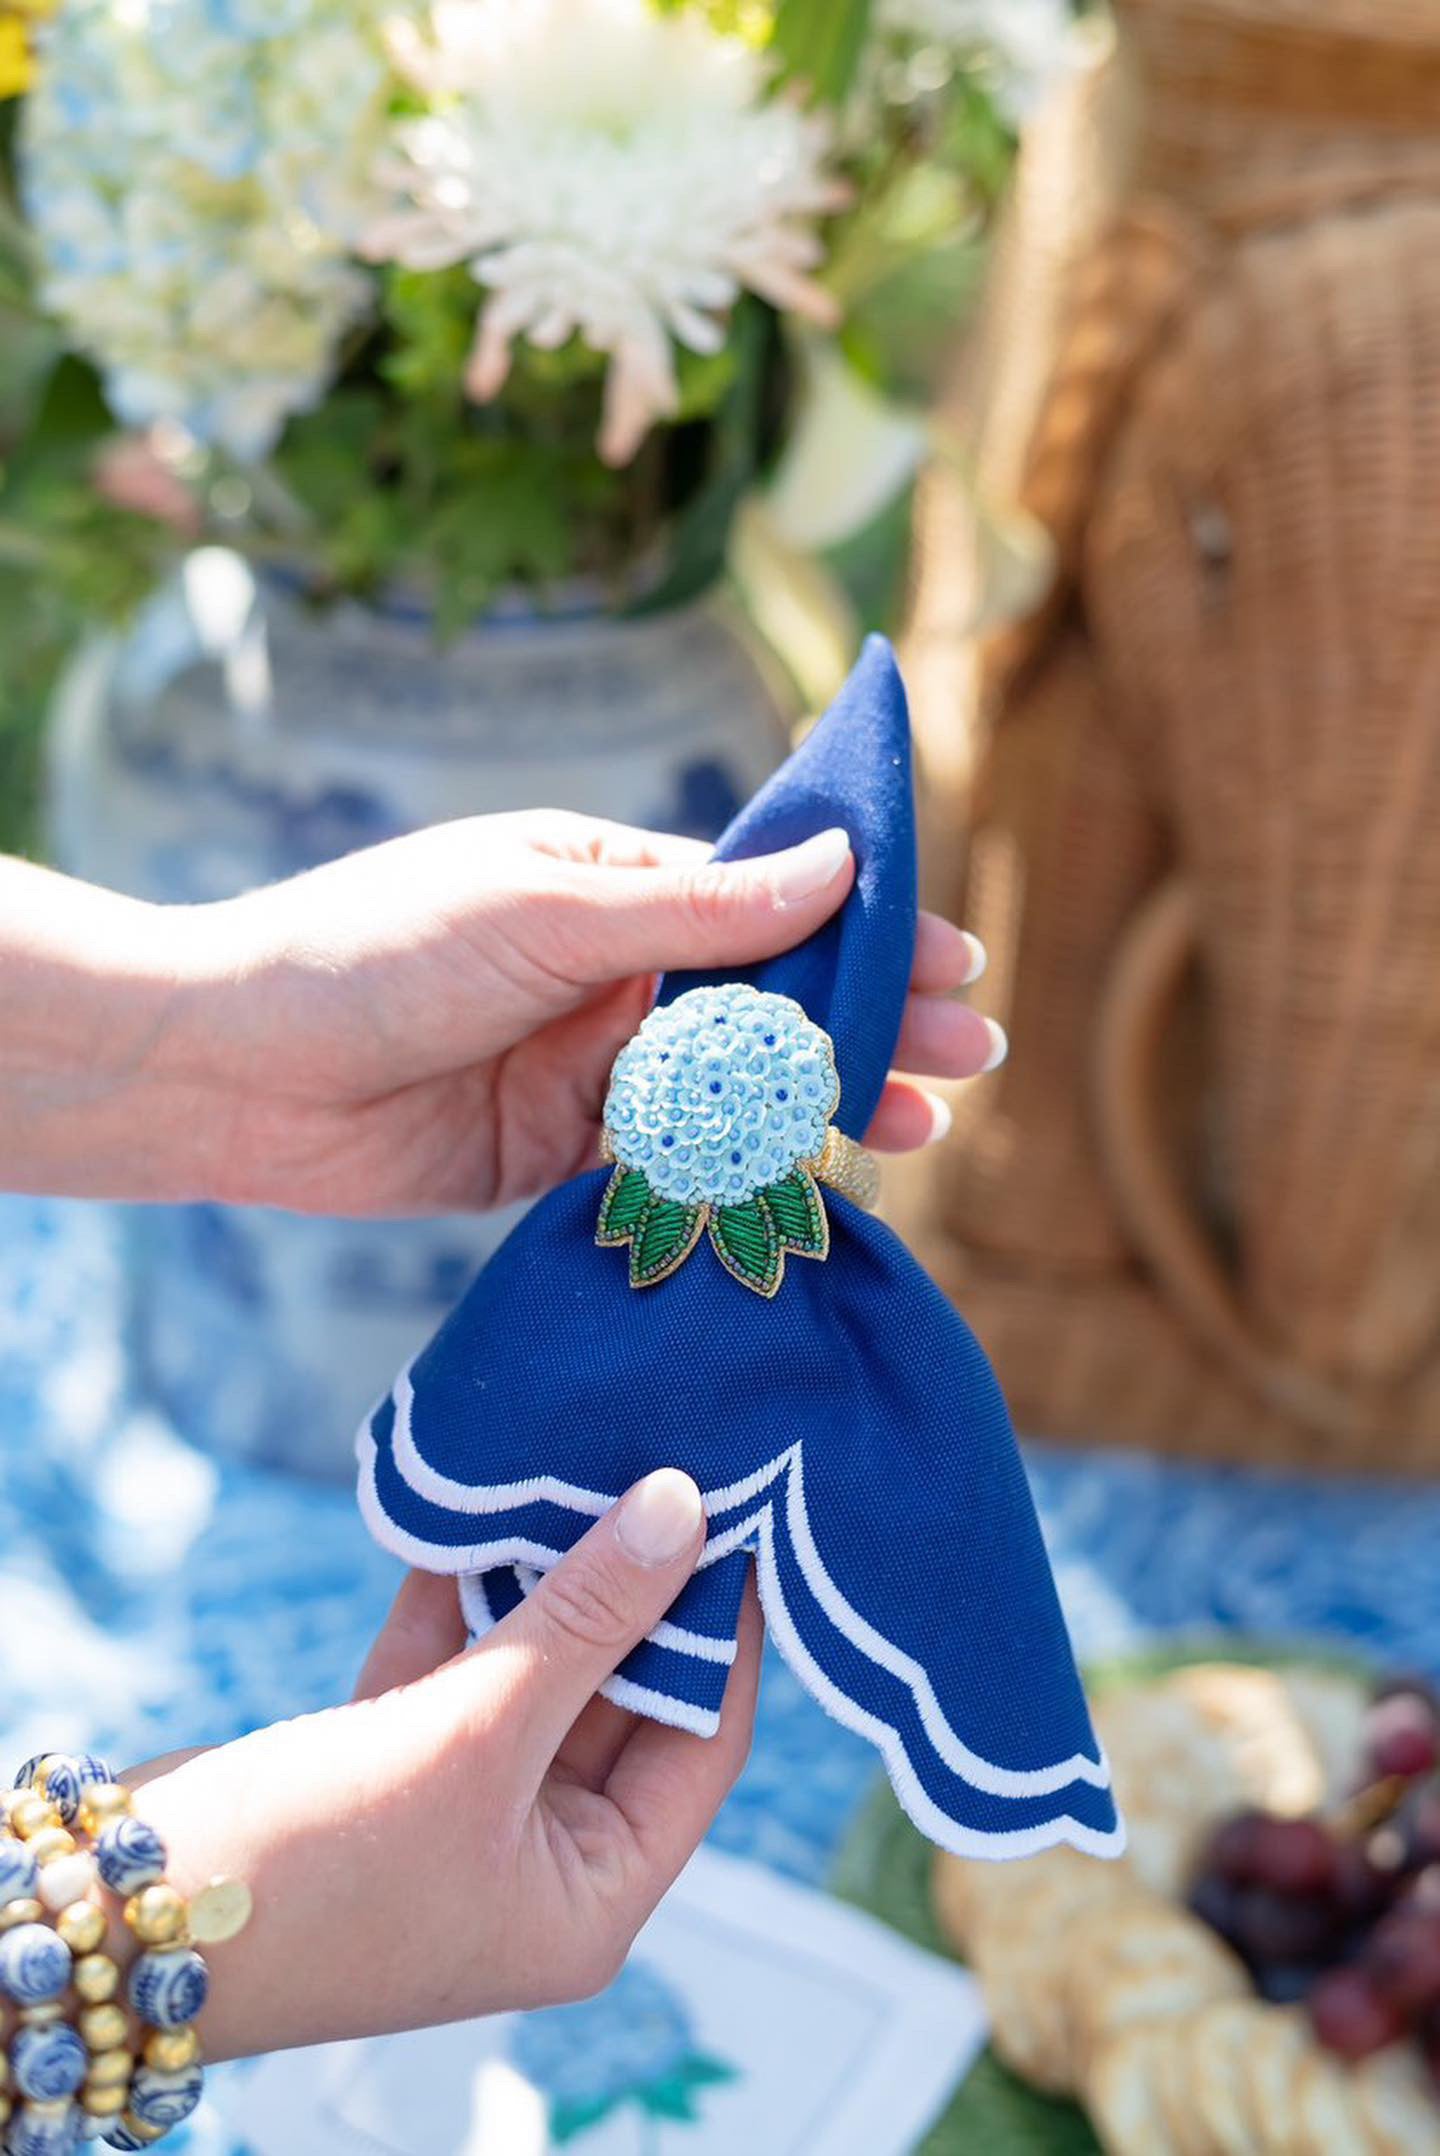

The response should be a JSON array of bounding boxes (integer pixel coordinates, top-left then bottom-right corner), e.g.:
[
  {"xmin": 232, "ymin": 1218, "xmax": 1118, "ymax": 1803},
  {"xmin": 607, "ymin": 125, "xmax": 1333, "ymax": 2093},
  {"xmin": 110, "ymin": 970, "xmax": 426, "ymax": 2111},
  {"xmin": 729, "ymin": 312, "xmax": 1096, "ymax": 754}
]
[
  {"xmin": 710, "ymin": 1196, "xmax": 782, "ymax": 1296},
  {"xmin": 763, "ymin": 1168, "xmax": 830, "ymax": 1259},
  {"xmin": 630, "ymin": 1197, "xmax": 705, "ymax": 1287},
  {"xmin": 596, "ymin": 1164, "xmax": 652, "ymax": 1245}
]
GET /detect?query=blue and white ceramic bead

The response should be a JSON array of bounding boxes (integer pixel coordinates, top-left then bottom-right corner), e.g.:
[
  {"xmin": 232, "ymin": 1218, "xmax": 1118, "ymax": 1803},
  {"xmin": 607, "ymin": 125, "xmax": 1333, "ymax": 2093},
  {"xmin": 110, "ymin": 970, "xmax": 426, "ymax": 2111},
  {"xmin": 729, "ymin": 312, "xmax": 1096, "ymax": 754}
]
[
  {"xmin": 93, "ymin": 1816, "xmax": 166, "ymax": 1897},
  {"xmin": 127, "ymin": 1945, "xmax": 208, "ymax": 2028},
  {"xmin": 12, "ymin": 1756, "xmax": 112, "ymax": 1826},
  {"xmin": 126, "ymin": 2061, "xmax": 204, "ymax": 2132},
  {"xmin": 5, "ymin": 2099, "xmax": 83, "ymax": 2156},
  {"xmin": 0, "ymin": 1837, "xmax": 39, "ymax": 1906},
  {"xmin": 12, "ymin": 2022, "xmax": 88, "ymax": 2102},
  {"xmin": 0, "ymin": 1922, "xmax": 71, "ymax": 2004}
]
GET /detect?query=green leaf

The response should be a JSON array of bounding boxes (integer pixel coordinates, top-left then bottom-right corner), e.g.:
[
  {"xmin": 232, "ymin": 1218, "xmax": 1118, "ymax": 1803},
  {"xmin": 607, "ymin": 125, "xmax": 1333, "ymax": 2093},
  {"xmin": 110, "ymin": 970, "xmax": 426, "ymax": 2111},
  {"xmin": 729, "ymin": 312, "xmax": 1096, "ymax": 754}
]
[
  {"xmin": 763, "ymin": 1169, "xmax": 829, "ymax": 1258},
  {"xmin": 630, "ymin": 1198, "xmax": 705, "ymax": 1287},
  {"xmin": 770, "ymin": 0, "xmax": 874, "ymax": 106},
  {"xmin": 640, "ymin": 2079, "xmax": 700, "ymax": 2122},
  {"xmin": 596, "ymin": 1165, "xmax": 653, "ymax": 1244},
  {"xmin": 682, "ymin": 2052, "xmax": 740, "ymax": 2088},
  {"xmin": 549, "ymin": 2092, "xmax": 621, "ymax": 2143},
  {"xmin": 710, "ymin": 1197, "xmax": 781, "ymax": 1295}
]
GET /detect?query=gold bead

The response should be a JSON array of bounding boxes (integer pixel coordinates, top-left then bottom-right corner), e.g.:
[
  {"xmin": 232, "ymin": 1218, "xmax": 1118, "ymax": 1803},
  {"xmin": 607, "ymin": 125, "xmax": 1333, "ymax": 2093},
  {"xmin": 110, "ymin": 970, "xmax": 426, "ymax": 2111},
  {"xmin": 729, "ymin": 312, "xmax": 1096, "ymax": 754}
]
[
  {"xmin": 72, "ymin": 1952, "xmax": 120, "ymax": 2004},
  {"xmin": 26, "ymin": 1825, "xmax": 75, "ymax": 1867},
  {"xmin": 8, "ymin": 1794, "xmax": 57, "ymax": 1840},
  {"xmin": 19, "ymin": 2001, "xmax": 64, "ymax": 2026},
  {"xmin": 55, "ymin": 1900, "xmax": 107, "ymax": 1954},
  {"xmin": 123, "ymin": 1883, "xmax": 187, "ymax": 1946},
  {"xmin": 119, "ymin": 2115, "xmax": 167, "ymax": 2146},
  {"xmin": 0, "ymin": 1898, "xmax": 42, "ymax": 1930},
  {"xmin": 0, "ymin": 2092, "xmax": 11, "ymax": 2127},
  {"xmin": 84, "ymin": 2048, "xmax": 134, "ymax": 2092},
  {"xmin": 78, "ymin": 2002, "xmax": 129, "ymax": 2052},
  {"xmin": 143, "ymin": 2026, "xmax": 199, "ymax": 2073},
  {"xmin": 0, "ymin": 2049, "xmax": 7, "ymax": 2088},
  {"xmin": 81, "ymin": 2083, "xmax": 129, "ymax": 2118},
  {"xmin": 78, "ymin": 1784, "xmax": 131, "ymax": 1834}
]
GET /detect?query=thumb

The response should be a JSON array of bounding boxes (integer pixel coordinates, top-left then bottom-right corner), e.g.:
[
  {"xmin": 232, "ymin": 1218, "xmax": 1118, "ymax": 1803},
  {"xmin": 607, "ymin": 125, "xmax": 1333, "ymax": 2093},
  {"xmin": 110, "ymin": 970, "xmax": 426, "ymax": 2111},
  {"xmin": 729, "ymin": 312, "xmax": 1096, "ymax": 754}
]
[
  {"xmin": 528, "ymin": 828, "xmax": 854, "ymax": 986},
  {"xmin": 463, "ymin": 1471, "xmax": 706, "ymax": 1774}
]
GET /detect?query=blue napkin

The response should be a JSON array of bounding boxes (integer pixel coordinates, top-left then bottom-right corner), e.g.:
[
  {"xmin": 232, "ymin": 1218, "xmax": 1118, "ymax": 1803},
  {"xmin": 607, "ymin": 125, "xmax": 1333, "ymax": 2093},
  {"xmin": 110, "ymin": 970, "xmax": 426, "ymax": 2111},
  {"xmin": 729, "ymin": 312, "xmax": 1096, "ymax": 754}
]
[{"xmin": 358, "ymin": 637, "xmax": 1122, "ymax": 1859}]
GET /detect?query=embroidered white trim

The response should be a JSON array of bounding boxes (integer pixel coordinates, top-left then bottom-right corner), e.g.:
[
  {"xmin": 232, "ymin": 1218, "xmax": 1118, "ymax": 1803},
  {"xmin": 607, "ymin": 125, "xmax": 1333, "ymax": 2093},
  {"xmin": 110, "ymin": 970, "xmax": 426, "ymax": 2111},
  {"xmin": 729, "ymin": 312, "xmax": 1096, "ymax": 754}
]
[
  {"xmin": 751, "ymin": 1500, "xmax": 1127, "ymax": 1862},
  {"xmin": 360, "ymin": 1418, "xmax": 1115, "ymax": 1812},
  {"xmin": 387, "ymin": 1359, "xmax": 791, "ymax": 1539},
  {"xmin": 457, "ymin": 1566, "xmax": 737, "ymax": 1667}
]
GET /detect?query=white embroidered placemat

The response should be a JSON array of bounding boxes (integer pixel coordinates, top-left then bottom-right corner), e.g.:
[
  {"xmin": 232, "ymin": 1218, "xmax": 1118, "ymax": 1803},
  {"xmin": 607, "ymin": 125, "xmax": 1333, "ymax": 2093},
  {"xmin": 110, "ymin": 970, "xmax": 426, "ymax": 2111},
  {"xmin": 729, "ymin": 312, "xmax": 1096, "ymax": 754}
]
[{"xmin": 221, "ymin": 1845, "xmax": 988, "ymax": 2156}]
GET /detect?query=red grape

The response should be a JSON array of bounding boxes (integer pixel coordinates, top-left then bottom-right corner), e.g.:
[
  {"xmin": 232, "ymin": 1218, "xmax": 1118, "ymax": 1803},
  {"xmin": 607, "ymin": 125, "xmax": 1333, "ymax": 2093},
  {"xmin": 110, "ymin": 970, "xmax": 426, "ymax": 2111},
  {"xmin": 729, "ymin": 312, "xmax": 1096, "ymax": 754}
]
[
  {"xmin": 1310, "ymin": 1967, "xmax": 1406, "ymax": 2061},
  {"xmin": 1368, "ymin": 1694, "xmax": 1440, "ymax": 1781},
  {"xmin": 1205, "ymin": 1811, "xmax": 1273, "ymax": 1887},
  {"xmin": 1249, "ymin": 1816, "xmax": 1339, "ymax": 1896},
  {"xmin": 1233, "ymin": 1887, "xmax": 1340, "ymax": 1964},
  {"xmin": 1366, "ymin": 1911, "xmax": 1440, "ymax": 2015}
]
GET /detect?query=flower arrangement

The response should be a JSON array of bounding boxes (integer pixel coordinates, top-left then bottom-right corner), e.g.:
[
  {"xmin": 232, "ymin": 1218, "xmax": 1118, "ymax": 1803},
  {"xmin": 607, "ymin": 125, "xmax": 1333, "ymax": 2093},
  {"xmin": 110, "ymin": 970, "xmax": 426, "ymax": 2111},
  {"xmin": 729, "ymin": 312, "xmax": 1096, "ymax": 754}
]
[{"xmin": 0, "ymin": 0, "xmax": 1073, "ymax": 829}]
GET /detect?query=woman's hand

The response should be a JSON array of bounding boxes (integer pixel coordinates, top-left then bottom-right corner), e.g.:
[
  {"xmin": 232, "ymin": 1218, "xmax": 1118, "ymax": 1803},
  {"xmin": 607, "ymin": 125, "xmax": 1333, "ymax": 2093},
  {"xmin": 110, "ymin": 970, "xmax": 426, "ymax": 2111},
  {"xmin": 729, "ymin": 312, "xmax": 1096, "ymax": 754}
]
[
  {"xmin": 131, "ymin": 1471, "xmax": 752, "ymax": 2057},
  {"xmin": 0, "ymin": 814, "xmax": 999, "ymax": 1212}
]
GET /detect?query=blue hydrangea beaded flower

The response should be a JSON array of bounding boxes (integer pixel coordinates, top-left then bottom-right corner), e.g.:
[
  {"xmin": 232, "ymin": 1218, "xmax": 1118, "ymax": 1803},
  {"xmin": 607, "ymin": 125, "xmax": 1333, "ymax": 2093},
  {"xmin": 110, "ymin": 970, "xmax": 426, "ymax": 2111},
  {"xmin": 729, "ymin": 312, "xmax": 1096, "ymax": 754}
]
[{"xmin": 599, "ymin": 985, "xmax": 840, "ymax": 1296}]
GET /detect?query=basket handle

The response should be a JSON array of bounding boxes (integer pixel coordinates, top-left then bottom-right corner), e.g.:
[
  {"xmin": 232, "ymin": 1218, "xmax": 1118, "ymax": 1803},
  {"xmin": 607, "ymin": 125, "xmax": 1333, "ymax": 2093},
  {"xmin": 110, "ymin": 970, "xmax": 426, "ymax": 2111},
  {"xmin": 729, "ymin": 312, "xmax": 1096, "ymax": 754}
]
[{"xmin": 1093, "ymin": 877, "xmax": 1363, "ymax": 1442}]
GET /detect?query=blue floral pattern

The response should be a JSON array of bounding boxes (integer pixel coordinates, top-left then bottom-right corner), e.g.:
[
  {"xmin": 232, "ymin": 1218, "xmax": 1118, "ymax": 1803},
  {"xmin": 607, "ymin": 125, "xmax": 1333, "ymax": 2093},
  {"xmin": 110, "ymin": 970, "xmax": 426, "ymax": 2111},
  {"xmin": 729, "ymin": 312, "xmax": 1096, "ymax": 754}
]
[{"xmin": 511, "ymin": 1960, "xmax": 736, "ymax": 2143}]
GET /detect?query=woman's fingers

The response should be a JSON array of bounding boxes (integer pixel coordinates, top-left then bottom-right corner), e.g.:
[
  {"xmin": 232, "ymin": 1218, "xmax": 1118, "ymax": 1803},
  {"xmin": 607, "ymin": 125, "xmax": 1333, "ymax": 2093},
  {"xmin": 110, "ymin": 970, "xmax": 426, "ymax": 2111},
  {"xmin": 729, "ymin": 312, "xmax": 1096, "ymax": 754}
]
[
  {"xmin": 518, "ymin": 830, "xmax": 856, "ymax": 988},
  {"xmin": 893, "ymin": 994, "xmax": 1006, "ymax": 1080},
  {"xmin": 353, "ymin": 1569, "xmax": 470, "ymax": 1700},
  {"xmin": 602, "ymin": 1578, "xmax": 763, "ymax": 1917},
  {"xmin": 470, "ymin": 1470, "xmax": 706, "ymax": 1779},
  {"xmin": 910, "ymin": 912, "xmax": 986, "ymax": 995},
  {"xmin": 866, "ymin": 1077, "xmax": 954, "ymax": 1153}
]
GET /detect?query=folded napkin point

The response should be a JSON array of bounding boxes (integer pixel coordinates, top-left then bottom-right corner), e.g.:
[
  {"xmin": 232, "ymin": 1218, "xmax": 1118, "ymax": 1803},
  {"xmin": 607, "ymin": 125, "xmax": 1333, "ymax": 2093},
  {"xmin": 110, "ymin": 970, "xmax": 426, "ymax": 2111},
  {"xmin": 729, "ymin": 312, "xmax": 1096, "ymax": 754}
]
[{"xmin": 356, "ymin": 638, "xmax": 1123, "ymax": 1860}]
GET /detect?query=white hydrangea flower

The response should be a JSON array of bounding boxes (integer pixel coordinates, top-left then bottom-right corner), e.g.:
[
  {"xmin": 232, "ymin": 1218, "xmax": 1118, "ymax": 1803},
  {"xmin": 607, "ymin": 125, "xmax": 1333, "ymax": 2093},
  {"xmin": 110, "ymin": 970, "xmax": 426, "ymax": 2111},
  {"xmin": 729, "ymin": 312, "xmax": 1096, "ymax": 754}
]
[
  {"xmin": 605, "ymin": 985, "xmax": 838, "ymax": 1209},
  {"xmin": 876, "ymin": 0, "xmax": 1077, "ymax": 122},
  {"xmin": 20, "ymin": 0, "xmax": 391, "ymax": 460},
  {"xmin": 364, "ymin": 0, "xmax": 847, "ymax": 465}
]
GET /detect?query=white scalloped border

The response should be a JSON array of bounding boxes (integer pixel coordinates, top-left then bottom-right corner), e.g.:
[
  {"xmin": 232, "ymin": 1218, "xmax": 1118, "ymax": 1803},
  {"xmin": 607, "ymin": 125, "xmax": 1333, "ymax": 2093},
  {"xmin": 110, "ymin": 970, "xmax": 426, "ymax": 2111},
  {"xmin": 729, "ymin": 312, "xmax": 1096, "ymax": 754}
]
[{"xmin": 358, "ymin": 1401, "xmax": 1123, "ymax": 1854}]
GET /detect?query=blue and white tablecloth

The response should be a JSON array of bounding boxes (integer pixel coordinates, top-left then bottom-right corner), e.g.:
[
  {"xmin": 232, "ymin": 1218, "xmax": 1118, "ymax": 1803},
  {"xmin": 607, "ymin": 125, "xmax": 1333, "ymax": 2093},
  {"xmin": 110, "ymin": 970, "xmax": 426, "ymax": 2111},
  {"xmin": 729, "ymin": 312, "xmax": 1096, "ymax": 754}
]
[{"xmin": 6, "ymin": 1195, "xmax": 1440, "ymax": 2148}]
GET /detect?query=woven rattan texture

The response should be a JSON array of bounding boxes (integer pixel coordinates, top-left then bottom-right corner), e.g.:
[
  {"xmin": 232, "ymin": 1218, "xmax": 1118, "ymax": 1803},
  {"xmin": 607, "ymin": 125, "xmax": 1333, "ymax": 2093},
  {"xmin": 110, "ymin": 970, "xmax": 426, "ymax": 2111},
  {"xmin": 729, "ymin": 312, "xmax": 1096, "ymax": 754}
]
[{"xmin": 902, "ymin": 0, "xmax": 1440, "ymax": 1473}]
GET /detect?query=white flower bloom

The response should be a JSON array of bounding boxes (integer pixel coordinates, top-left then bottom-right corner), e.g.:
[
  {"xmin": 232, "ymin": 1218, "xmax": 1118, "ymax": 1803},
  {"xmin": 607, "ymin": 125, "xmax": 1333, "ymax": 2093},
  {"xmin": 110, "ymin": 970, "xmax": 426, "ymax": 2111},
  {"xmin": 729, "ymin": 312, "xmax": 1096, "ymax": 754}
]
[
  {"xmin": 876, "ymin": 0, "xmax": 1078, "ymax": 122},
  {"xmin": 21, "ymin": 0, "xmax": 389, "ymax": 461},
  {"xmin": 364, "ymin": 0, "xmax": 846, "ymax": 465}
]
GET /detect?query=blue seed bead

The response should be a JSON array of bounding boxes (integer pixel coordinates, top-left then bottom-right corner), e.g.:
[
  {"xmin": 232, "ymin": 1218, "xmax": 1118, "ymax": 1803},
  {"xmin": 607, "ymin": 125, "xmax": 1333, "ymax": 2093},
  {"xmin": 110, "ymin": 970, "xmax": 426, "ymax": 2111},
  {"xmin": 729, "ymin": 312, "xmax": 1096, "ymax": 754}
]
[
  {"xmin": 0, "ymin": 1922, "xmax": 72, "ymax": 2004},
  {"xmin": 13, "ymin": 2022, "xmax": 88, "ymax": 2101},
  {"xmin": 127, "ymin": 1945, "xmax": 208, "ymax": 2028},
  {"xmin": 94, "ymin": 1816, "xmax": 166, "ymax": 1896},
  {"xmin": 0, "ymin": 1838, "xmax": 40, "ymax": 1906},
  {"xmin": 5, "ymin": 2099, "xmax": 82, "ymax": 2155},
  {"xmin": 100, "ymin": 2127, "xmax": 148, "ymax": 2152},
  {"xmin": 127, "ymin": 2060, "xmax": 204, "ymax": 2131}
]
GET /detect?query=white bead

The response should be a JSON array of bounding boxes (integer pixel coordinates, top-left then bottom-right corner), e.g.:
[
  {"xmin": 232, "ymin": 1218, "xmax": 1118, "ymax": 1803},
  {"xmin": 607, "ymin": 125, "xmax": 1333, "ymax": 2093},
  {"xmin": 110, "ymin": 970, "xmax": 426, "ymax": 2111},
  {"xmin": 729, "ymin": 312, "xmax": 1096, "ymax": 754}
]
[{"xmin": 36, "ymin": 1856, "xmax": 95, "ymax": 1913}]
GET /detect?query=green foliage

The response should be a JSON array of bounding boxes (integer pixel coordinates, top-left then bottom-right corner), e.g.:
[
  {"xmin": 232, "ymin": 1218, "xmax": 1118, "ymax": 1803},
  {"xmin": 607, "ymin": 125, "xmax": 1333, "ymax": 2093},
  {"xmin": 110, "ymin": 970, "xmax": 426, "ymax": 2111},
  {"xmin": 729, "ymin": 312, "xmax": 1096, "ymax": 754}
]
[
  {"xmin": 711, "ymin": 1195, "xmax": 782, "ymax": 1294},
  {"xmin": 770, "ymin": 0, "xmax": 874, "ymax": 104}
]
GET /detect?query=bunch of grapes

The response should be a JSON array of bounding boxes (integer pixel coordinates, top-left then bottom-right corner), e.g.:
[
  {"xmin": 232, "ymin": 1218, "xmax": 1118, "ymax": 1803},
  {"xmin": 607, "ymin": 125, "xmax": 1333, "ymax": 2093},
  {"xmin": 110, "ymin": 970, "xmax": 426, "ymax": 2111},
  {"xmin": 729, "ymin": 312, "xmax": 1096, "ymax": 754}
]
[{"xmin": 1189, "ymin": 1679, "xmax": 1440, "ymax": 2083}]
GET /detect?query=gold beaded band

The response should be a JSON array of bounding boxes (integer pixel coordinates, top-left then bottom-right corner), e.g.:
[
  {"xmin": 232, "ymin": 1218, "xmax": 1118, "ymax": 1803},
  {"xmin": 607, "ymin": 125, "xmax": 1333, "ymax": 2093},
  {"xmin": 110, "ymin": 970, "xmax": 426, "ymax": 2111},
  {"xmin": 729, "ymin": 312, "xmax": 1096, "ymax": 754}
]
[
  {"xmin": 812, "ymin": 1127, "xmax": 881, "ymax": 1213},
  {"xmin": 2, "ymin": 1754, "xmax": 252, "ymax": 2150}
]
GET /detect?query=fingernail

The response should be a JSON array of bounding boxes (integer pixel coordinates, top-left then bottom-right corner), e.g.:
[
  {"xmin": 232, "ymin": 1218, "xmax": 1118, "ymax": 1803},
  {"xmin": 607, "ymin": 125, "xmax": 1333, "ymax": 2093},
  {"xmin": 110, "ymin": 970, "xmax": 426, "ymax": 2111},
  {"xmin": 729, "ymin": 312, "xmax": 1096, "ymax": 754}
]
[
  {"xmin": 768, "ymin": 827, "xmax": 852, "ymax": 906},
  {"xmin": 923, "ymin": 1091, "xmax": 953, "ymax": 1143},
  {"xmin": 616, "ymin": 1468, "xmax": 704, "ymax": 1567},
  {"xmin": 959, "ymin": 932, "xmax": 988, "ymax": 984},
  {"xmin": 980, "ymin": 1018, "xmax": 1009, "ymax": 1073}
]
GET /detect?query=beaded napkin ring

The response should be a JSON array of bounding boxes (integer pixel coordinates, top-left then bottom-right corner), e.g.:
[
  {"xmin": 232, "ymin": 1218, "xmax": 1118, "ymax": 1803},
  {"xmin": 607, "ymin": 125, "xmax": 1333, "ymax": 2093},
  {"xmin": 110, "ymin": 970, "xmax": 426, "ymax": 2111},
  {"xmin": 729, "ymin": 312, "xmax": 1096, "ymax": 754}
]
[
  {"xmin": 1, "ymin": 1755, "xmax": 252, "ymax": 2151},
  {"xmin": 598, "ymin": 983, "xmax": 879, "ymax": 1296}
]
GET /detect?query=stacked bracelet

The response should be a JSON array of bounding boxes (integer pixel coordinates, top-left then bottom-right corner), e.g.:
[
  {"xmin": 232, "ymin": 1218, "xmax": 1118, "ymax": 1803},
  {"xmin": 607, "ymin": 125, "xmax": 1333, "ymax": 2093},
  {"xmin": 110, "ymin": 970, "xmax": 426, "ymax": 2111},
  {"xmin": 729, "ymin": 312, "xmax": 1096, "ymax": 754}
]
[{"xmin": 0, "ymin": 1756, "xmax": 250, "ymax": 2153}]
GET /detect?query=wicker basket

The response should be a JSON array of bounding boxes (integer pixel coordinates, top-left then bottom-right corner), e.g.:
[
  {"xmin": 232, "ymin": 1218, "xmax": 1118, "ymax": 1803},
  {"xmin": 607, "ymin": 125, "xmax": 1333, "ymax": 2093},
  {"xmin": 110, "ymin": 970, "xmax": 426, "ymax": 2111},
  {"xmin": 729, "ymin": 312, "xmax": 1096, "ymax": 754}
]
[{"xmin": 901, "ymin": 0, "xmax": 1440, "ymax": 1473}]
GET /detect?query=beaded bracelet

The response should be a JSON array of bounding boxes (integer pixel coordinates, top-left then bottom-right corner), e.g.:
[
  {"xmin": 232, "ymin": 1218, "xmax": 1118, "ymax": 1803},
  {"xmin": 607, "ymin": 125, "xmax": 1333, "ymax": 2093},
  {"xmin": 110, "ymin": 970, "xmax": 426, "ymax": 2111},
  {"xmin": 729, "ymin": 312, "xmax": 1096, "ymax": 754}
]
[{"xmin": 0, "ymin": 1755, "xmax": 251, "ymax": 2153}]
